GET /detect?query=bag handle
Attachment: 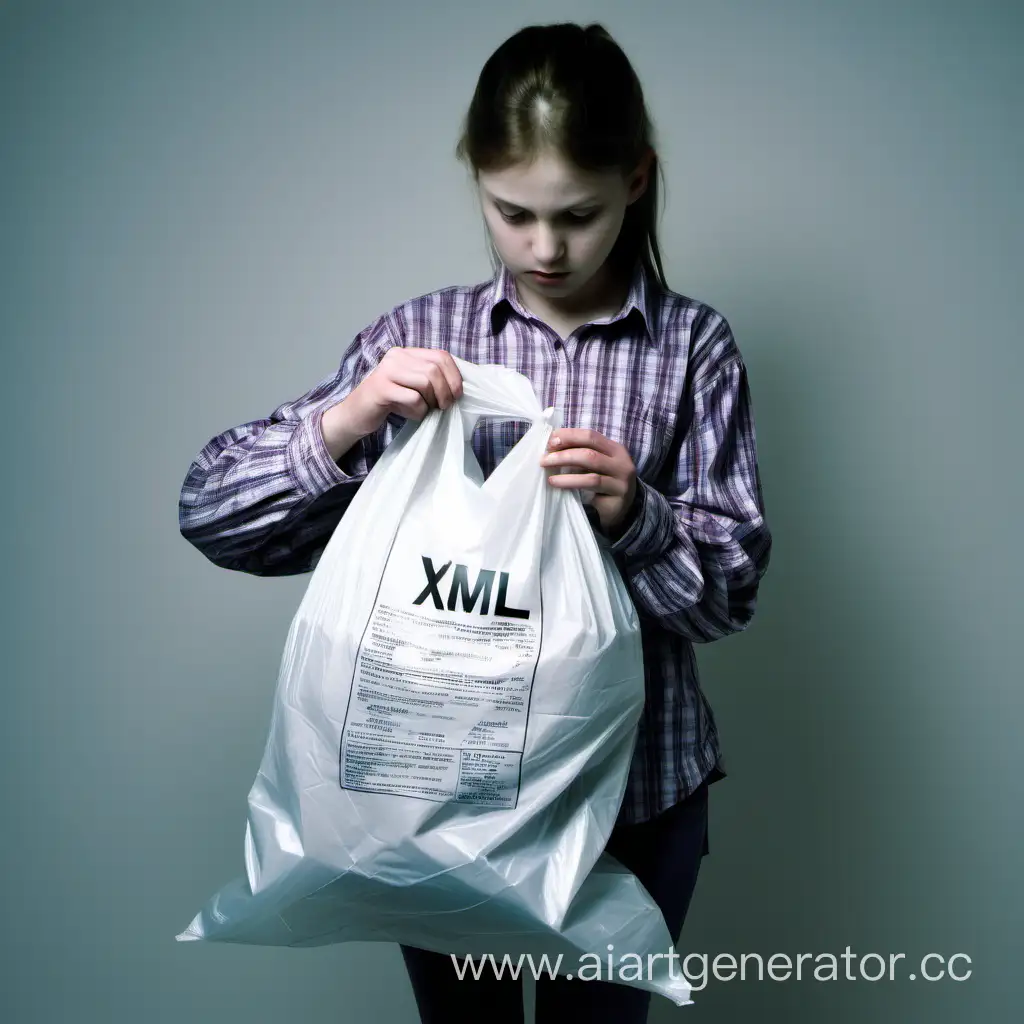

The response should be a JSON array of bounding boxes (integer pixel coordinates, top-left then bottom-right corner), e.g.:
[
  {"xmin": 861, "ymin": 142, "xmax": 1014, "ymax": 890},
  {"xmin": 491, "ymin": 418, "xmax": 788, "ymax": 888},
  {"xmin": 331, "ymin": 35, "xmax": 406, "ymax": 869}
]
[{"xmin": 450, "ymin": 355, "xmax": 559, "ymax": 430}]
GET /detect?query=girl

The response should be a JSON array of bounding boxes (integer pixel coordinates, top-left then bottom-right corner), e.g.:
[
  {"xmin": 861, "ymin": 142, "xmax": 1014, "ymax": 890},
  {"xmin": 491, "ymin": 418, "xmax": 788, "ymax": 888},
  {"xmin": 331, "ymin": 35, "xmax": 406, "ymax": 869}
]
[{"xmin": 179, "ymin": 21, "xmax": 771, "ymax": 1024}]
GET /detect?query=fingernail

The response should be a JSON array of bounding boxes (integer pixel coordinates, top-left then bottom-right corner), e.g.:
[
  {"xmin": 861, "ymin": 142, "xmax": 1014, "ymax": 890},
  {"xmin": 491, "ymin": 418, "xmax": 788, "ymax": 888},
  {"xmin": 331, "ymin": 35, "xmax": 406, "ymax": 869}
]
[{"xmin": 550, "ymin": 435, "xmax": 561, "ymax": 447}]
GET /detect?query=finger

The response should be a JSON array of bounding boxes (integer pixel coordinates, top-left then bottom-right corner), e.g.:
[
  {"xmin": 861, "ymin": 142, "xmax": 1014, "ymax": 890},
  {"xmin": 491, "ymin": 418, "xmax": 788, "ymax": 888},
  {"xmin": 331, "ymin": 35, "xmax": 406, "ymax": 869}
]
[
  {"xmin": 417, "ymin": 349, "xmax": 464, "ymax": 403},
  {"xmin": 388, "ymin": 368, "xmax": 440, "ymax": 410},
  {"xmin": 543, "ymin": 446, "xmax": 617, "ymax": 476},
  {"xmin": 547, "ymin": 427, "xmax": 618, "ymax": 455},
  {"xmin": 385, "ymin": 383, "xmax": 430, "ymax": 421},
  {"xmin": 546, "ymin": 472, "xmax": 625, "ymax": 496},
  {"xmin": 418, "ymin": 360, "xmax": 454, "ymax": 409},
  {"xmin": 403, "ymin": 351, "xmax": 454, "ymax": 409},
  {"xmin": 440, "ymin": 356, "xmax": 464, "ymax": 403}
]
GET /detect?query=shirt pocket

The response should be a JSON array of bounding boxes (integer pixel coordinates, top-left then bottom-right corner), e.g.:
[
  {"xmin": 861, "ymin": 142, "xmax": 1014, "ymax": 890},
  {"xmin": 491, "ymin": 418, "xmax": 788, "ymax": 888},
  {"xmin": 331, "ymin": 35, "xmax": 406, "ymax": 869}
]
[{"xmin": 621, "ymin": 402, "xmax": 673, "ymax": 480}]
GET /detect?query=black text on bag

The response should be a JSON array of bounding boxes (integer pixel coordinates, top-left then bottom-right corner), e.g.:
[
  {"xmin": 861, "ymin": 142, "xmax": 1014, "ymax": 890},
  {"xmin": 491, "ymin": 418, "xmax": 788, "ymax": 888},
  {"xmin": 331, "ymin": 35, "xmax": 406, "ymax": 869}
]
[{"xmin": 412, "ymin": 556, "xmax": 530, "ymax": 619}]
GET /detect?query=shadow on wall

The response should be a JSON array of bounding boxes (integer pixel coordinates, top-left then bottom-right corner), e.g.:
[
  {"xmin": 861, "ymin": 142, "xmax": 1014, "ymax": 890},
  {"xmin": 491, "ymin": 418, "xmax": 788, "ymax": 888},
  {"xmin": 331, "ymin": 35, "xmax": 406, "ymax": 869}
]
[{"xmin": 651, "ymin": 269, "xmax": 981, "ymax": 1023}]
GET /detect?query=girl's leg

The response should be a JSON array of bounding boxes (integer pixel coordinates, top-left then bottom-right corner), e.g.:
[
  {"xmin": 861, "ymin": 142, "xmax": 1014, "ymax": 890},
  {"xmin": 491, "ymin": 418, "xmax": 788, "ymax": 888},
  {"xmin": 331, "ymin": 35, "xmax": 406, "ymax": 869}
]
[
  {"xmin": 534, "ymin": 779, "xmax": 710, "ymax": 1024},
  {"xmin": 400, "ymin": 944, "xmax": 525, "ymax": 1024}
]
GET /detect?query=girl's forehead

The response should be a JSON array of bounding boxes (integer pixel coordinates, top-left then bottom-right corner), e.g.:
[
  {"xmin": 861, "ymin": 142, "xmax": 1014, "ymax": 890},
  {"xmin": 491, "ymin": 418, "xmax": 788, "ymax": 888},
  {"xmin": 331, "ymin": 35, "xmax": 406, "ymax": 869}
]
[{"xmin": 478, "ymin": 154, "xmax": 622, "ymax": 204}]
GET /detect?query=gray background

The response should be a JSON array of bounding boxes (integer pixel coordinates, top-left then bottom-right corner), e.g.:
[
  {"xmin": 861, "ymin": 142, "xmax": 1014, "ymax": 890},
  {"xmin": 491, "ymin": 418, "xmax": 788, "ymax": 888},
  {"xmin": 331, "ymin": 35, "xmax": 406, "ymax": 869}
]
[{"xmin": 1, "ymin": 0, "xmax": 1020, "ymax": 1021}]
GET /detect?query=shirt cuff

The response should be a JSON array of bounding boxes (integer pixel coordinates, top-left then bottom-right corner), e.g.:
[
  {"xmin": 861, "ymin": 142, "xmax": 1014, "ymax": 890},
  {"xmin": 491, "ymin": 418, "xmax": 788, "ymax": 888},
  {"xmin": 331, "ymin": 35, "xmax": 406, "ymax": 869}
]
[
  {"xmin": 608, "ymin": 478, "xmax": 677, "ymax": 563},
  {"xmin": 285, "ymin": 405, "xmax": 364, "ymax": 499}
]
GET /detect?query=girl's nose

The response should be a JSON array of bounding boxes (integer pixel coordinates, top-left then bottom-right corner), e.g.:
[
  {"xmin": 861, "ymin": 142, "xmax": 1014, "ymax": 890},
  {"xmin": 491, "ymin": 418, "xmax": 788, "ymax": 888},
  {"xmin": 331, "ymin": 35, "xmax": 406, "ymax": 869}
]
[{"xmin": 532, "ymin": 224, "xmax": 565, "ymax": 264}]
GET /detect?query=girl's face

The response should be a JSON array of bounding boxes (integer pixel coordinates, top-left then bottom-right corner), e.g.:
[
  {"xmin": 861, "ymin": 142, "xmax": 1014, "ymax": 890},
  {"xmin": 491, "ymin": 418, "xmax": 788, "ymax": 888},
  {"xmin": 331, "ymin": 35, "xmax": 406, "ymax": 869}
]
[{"xmin": 477, "ymin": 147, "xmax": 650, "ymax": 309}]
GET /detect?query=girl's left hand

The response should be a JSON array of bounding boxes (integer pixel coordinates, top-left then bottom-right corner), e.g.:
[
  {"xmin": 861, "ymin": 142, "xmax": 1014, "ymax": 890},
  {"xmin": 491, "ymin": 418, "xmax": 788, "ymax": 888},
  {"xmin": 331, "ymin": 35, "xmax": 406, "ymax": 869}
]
[{"xmin": 540, "ymin": 428, "xmax": 638, "ymax": 537}]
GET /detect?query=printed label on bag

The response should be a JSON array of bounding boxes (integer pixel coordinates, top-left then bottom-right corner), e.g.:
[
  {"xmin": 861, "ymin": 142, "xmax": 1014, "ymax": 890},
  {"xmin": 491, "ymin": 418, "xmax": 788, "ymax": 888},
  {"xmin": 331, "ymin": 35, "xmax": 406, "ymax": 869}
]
[{"xmin": 339, "ymin": 554, "xmax": 541, "ymax": 808}]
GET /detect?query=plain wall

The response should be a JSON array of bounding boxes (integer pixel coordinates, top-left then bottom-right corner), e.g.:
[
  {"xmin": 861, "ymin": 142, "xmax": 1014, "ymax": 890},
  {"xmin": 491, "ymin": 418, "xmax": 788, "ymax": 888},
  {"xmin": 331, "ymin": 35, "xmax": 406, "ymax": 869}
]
[{"xmin": 1, "ymin": 0, "xmax": 1020, "ymax": 1021}]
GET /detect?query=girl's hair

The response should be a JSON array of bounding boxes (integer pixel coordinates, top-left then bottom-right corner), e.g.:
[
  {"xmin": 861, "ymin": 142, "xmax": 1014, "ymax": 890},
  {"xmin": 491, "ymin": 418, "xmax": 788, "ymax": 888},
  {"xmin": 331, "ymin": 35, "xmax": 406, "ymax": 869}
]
[{"xmin": 455, "ymin": 22, "xmax": 669, "ymax": 291}]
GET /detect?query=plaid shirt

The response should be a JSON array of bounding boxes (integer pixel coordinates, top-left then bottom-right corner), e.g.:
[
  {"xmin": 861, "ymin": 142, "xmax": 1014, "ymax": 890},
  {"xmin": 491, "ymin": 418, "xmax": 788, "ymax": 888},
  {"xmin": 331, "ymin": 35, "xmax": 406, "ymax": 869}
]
[{"xmin": 178, "ymin": 258, "xmax": 772, "ymax": 826}]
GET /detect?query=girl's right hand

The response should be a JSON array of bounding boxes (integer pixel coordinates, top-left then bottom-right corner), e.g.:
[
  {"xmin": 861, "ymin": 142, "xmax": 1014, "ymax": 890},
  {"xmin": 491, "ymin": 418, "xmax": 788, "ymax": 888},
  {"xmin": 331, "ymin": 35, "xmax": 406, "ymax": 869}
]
[{"xmin": 321, "ymin": 348, "xmax": 464, "ymax": 453}]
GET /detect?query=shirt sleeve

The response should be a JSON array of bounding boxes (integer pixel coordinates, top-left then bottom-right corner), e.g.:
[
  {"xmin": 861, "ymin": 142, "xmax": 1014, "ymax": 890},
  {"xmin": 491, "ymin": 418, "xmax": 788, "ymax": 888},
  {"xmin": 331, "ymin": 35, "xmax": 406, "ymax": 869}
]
[
  {"xmin": 177, "ymin": 312, "xmax": 399, "ymax": 576},
  {"xmin": 607, "ymin": 310, "xmax": 772, "ymax": 642}
]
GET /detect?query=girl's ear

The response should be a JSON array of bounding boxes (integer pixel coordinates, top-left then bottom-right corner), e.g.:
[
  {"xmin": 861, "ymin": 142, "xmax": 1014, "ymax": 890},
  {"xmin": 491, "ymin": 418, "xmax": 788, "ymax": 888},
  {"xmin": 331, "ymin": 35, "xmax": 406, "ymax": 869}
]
[{"xmin": 627, "ymin": 147, "xmax": 655, "ymax": 205}]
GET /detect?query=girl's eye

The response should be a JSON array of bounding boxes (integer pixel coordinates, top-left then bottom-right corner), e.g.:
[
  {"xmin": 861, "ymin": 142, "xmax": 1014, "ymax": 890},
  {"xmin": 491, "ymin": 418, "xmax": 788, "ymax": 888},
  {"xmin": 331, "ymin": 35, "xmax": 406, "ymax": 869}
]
[{"xmin": 498, "ymin": 210, "xmax": 598, "ymax": 225}]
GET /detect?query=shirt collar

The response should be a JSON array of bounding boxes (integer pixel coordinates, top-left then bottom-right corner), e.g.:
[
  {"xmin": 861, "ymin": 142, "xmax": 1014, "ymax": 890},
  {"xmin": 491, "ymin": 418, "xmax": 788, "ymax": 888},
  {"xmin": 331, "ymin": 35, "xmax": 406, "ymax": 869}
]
[{"xmin": 487, "ymin": 257, "xmax": 659, "ymax": 344}]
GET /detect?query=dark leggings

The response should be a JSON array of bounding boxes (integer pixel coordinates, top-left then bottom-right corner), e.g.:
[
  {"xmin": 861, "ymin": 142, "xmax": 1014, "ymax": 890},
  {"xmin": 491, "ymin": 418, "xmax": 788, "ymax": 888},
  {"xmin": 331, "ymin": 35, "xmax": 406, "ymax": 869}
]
[{"xmin": 400, "ymin": 779, "xmax": 710, "ymax": 1024}]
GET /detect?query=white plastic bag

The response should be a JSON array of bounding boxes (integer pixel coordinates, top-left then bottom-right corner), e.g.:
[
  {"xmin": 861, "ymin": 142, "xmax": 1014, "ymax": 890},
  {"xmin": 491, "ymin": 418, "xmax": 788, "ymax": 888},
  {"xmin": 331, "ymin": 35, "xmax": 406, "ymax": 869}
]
[{"xmin": 176, "ymin": 357, "xmax": 692, "ymax": 1006}]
